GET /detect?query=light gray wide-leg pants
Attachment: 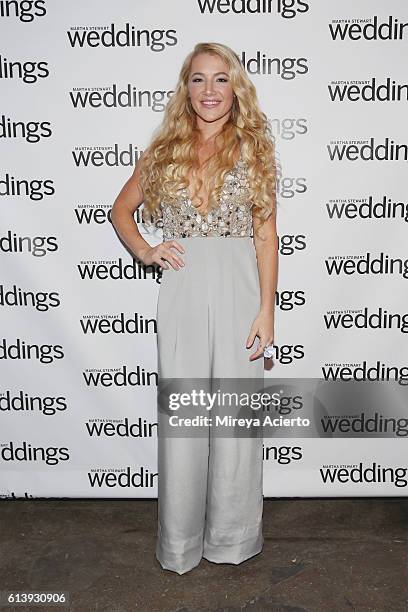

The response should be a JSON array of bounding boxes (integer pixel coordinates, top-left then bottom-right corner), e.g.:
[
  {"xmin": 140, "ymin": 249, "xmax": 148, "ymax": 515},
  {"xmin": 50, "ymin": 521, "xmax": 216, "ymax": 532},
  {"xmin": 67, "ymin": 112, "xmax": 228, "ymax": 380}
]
[{"xmin": 156, "ymin": 237, "xmax": 265, "ymax": 575}]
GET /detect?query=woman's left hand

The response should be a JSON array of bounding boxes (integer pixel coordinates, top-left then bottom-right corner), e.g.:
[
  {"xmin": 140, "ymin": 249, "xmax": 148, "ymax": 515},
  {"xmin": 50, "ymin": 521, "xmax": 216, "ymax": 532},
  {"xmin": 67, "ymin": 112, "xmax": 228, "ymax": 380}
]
[{"xmin": 246, "ymin": 310, "xmax": 275, "ymax": 361}]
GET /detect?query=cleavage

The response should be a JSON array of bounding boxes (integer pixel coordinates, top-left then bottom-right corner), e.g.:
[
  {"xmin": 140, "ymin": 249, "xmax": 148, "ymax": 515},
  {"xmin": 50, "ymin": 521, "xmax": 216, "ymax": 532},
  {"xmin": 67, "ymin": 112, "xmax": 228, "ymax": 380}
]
[{"xmin": 184, "ymin": 157, "xmax": 239, "ymax": 215}]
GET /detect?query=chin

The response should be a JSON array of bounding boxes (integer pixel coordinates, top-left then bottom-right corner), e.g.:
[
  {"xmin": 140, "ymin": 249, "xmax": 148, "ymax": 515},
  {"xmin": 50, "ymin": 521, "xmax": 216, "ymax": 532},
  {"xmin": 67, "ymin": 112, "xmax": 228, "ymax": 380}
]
[{"xmin": 195, "ymin": 107, "xmax": 229, "ymax": 122}]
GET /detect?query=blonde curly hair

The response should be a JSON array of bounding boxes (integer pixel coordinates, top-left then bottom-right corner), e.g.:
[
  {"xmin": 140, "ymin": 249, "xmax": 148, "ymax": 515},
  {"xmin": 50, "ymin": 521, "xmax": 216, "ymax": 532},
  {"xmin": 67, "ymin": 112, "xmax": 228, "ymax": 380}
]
[{"xmin": 139, "ymin": 41, "xmax": 278, "ymax": 238}]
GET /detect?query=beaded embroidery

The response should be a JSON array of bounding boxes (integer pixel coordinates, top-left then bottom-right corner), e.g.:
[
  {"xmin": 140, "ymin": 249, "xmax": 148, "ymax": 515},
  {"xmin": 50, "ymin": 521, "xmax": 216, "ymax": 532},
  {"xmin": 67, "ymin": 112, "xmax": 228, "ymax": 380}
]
[{"xmin": 159, "ymin": 158, "xmax": 253, "ymax": 239}]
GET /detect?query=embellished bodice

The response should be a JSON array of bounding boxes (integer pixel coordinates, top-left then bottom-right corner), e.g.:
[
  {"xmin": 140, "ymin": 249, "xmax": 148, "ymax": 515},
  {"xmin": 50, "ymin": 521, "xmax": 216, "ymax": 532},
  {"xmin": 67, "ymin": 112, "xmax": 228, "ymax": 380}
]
[{"xmin": 158, "ymin": 158, "xmax": 253, "ymax": 239}]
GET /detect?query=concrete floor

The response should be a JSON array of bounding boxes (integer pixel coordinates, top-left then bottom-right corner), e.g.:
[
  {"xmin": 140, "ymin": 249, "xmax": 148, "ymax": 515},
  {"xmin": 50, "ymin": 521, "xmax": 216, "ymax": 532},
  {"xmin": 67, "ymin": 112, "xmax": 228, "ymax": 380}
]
[{"xmin": 0, "ymin": 498, "xmax": 407, "ymax": 611}]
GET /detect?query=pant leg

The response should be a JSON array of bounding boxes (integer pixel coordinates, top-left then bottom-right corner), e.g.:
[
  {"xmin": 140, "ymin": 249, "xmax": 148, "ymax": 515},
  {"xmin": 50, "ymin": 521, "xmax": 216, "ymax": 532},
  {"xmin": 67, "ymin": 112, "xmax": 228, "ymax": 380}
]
[
  {"xmin": 203, "ymin": 435, "xmax": 264, "ymax": 564},
  {"xmin": 155, "ymin": 238, "xmax": 211, "ymax": 574},
  {"xmin": 156, "ymin": 434, "xmax": 209, "ymax": 574},
  {"xmin": 203, "ymin": 237, "xmax": 265, "ymax": 564}
]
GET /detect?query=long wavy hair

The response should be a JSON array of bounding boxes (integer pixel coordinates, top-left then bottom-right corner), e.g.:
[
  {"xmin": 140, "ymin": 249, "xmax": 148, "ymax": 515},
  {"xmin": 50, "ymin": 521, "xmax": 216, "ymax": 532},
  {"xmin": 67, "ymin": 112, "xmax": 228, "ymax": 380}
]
[{"xmin": 139, "ymin": 42, "xmax": 278, "ymax": 238}]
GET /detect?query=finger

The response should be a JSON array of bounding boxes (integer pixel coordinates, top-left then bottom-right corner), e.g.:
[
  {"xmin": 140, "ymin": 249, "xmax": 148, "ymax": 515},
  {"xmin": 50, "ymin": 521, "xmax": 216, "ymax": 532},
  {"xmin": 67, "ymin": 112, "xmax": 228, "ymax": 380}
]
[
  {"xmin": 164, "ymin": 245, "xmax": 185, "ymax": 268},
  {"xmin": 246, "ymin": 329, "xmax": 257, "ymax": 348},
  {"xmin": 249, "ymin": 346, "xmax": 264, "ymax": 361},
  {"xmin": 170, "ymin": 240, "xmax": 186, "ymax": 254},
  {"xmin": 156, "ymin": 244, "xmax": 182, "ymax": 270},
  {"xmin": 158, "ymin": 251, "xmax": 184, "ymax": 271},
  {"xmin": 249, "ymin": 344, "xmax": 264, "ymax": 361},
  {"xmin": 157, "ymin": 257, "xmax": 170, "ymax": 270},
  {"xmin": 249, "ymin": 337, "xmax": 269, "ymax": 361},
  {"xmin": 155, "ymin": 248, "xmax": 171, "ymax": 270}
]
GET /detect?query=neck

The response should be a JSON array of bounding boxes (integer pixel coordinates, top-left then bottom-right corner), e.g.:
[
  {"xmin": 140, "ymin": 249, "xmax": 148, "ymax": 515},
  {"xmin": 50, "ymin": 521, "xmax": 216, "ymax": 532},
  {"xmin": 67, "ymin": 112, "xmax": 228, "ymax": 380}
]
[{"xmin": 196, "ymin": 113, "xmax": 230, "ymax": 145}]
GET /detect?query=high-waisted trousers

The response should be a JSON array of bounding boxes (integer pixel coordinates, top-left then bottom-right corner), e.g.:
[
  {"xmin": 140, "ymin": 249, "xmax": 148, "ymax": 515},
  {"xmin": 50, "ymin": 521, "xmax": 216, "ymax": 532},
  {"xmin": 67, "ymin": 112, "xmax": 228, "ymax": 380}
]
[{"xmin": 155, "ymin": 236, "xmax": 264, "ymax": 575}]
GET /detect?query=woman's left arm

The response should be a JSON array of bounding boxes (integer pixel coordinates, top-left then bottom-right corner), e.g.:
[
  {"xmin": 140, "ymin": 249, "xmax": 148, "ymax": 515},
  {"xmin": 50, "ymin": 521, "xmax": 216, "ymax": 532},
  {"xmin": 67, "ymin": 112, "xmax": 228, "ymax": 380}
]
[{"xmin": 246, "ymin": 208, "xmax": 279, "ymax": 361}]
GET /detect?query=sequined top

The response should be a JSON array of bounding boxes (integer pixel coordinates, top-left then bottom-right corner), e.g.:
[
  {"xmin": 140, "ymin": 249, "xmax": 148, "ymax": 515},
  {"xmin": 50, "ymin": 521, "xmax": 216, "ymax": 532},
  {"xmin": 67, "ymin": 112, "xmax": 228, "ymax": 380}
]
[{"xmin": 159, "ymin": 158, "xmax": 253, "ymax": 238}]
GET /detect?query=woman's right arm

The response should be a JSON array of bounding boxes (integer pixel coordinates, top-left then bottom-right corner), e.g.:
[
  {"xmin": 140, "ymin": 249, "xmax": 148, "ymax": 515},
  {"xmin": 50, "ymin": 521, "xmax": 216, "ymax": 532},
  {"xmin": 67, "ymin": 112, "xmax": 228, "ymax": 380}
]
[{"xmin": 110, "ymin": 156, "xmax": 185, "ymax": 270}]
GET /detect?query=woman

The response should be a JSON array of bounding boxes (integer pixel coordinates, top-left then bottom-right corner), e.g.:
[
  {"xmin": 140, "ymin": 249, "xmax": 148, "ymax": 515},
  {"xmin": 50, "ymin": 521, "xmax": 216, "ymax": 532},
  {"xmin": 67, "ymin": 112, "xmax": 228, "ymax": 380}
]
[{"xmin": 111, "ymin": 42, "xmax": 278, "ymax": 575}]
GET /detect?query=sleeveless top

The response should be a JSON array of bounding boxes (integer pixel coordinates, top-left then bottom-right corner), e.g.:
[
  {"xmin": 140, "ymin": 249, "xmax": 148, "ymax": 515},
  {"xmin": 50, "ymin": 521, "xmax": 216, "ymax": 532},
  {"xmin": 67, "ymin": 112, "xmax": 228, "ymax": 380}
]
[{"xmin": 158, "ymin": 157, "xmax": 253, "ymax": 239}]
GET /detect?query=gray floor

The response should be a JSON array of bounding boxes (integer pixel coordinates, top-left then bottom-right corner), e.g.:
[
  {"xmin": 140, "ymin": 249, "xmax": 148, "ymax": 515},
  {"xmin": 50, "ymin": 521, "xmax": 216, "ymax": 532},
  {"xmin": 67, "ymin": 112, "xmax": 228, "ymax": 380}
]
[{"xmin": 0, "ymin": 498, "xmax": 407, "ymax": 611}]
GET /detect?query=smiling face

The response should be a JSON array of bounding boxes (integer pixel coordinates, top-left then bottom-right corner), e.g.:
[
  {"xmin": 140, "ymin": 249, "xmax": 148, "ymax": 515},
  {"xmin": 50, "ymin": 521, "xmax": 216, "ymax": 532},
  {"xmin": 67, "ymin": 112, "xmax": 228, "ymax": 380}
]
[{"xmin": 187, "ymin": 52, "xmax": 235, "ymax": 130}]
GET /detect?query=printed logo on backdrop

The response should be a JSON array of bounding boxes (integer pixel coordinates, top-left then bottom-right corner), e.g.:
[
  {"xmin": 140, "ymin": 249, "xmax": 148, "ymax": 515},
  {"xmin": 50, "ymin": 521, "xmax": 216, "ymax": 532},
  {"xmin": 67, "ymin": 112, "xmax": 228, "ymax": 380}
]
[
  {"xmin": 86, "ymin": 418, "xmax": 157, "ymax": 439},
  {"xmin": 66, "ymin": 25, "xmax": 177, "ymax": 51},
  {"xmin": 75, "ymin": 204, "xmax": 113, "ymax": 226},
  {"xmin": 74, "ymin": 204, "xmax": 163, "ymax": 240},
  {"xmin": 319, "ymin": 463, "xmax": 407, "ymax": 488},
  {"xmin": 0, "ymin": 176, "xmax": 55, "ymax": 199},
  {"xmin": 321, "ymin": 362, "xmax": 408, "ymax": 384},
  {"xmin": 72, "ymin": 145, "xmax": 143, "ymax": 167},
  {"xmin": 278, "ymin": 176, "xmax": 307, "ymax": 198},
  {"xmin": 319, "ymin": 412, "xmax": 408, "ymax": 439},
  {"xmin": 279, "ymin": 234, "xmax": 306, "ymax": 255},
  {"xmin": 80, "ymin": 313, "xmax": 157, "ymax": 335},
  {"xmin": 0, "ymin": 55, "xmax": 49, "ymax": 82},
  {"xmin": 0, "ymin": 338, "xmax": 64, "ymax": 362},
  {"xmin": 69, "ymin": 86, "xmax": 172, "ymax": 111},
  {"xmin": 0, "ymin": 285, "xmax": 61, "ymax": 310},
  {"xmin": 328, "ymin": 78, "xmax": 408, "ymax": 102},
  {"xmin": 327, "ymin": 138, "xmax": 408, "ymax": 161},
  {"xmin": 263, "ymin": 443, "xmax": 302, "ymax": 462},
  {"xmin": 0, "ymin": 390, "xmax": 67, "ymax": 415},
  {"xmin": 325, "ymin": 253, "xmax": 408, "ymax": 279},
  {"xmin": 0, "ymin": 441, "xmax": 69, "ymax": 464},
  {"xmin": 271, "ymin": 118, "xmax": 308, "ymax": 141},
  {"xmin": 0, "ymin": 231, "xmax": 58, "ymax": 254},
  {"xmin": 87, "ymin": 466, "xmax": 157, "ymax": 489},
  {"xmin": 0, "ymin": 0, "xmax": 46, "ymax": 21},
  {"xmin": 326, "ymin": 196, "xmax": 408, "ymax": 222},
  {"xmin": 197, "ymin": 0, "xmax": 309, "ymax": 19},
  {"xmin": 253, "ymin": 379, "xmax": 408, "ymax": 438},
  {"xmin": 240, "ymin": 51, "xmax": 308, "ymax": 79},
  {"xmin": 329, "ymin": 16, "xmax": 408, "ymax": 41},
  {"xmin": 77, "ymin": 258, "xmax": 162, "ymax": 283},
  {"xmin": 265, "ymin": 345, "xmax": 304, "ymax": 365},
  {"xmin": 275, "ymin": 289, "xmax": 306, "ymax": 312},
  {"xmin": 82, "ymin": 366, "xmax": 157, "ymax": 387},
  {"xmin": 0, "ymin": 115, "xmax": 52, "ymax": 141},
  {"xmin": 324, "ymin": 307, "xmax": 408, "ymax": 333}
]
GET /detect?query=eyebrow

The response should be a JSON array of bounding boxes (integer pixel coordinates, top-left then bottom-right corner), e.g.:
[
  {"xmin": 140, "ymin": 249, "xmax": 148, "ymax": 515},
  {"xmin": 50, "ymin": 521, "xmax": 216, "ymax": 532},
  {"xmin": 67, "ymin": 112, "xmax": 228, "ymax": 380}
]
[{"xmin": 191, "ymin": 71, "xmax": 229, "ymax": 77}]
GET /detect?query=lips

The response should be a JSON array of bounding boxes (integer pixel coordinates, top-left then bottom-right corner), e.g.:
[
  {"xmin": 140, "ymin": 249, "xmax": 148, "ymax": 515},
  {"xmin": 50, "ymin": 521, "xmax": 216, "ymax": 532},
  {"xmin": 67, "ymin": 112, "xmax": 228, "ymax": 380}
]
[{"xmin": 201, "ymin": 100, "xmax": 221, "ymax": 107}]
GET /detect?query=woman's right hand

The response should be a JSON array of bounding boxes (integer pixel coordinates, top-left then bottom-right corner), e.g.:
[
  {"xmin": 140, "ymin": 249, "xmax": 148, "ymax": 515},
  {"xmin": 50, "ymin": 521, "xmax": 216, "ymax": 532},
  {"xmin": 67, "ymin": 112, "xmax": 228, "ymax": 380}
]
[{"xmin": 140, "ymin": 240, "xmax": 185, "ymax": 270}]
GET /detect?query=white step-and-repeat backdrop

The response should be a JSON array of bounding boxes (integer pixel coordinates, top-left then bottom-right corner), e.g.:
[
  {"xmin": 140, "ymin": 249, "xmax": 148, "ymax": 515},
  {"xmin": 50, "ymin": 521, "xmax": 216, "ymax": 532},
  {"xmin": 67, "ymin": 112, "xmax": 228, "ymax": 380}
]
[{"xmin": 1, "ymin": 1, "xmax": 407, "ymax": 498}]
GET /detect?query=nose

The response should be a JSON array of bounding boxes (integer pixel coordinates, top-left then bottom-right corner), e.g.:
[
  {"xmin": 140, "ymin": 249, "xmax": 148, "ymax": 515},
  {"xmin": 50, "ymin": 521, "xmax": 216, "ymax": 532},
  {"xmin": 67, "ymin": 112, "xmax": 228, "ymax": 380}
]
[{"xmin": 203, "ymin": 79, "xmax": 216, "ymax": 95}]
